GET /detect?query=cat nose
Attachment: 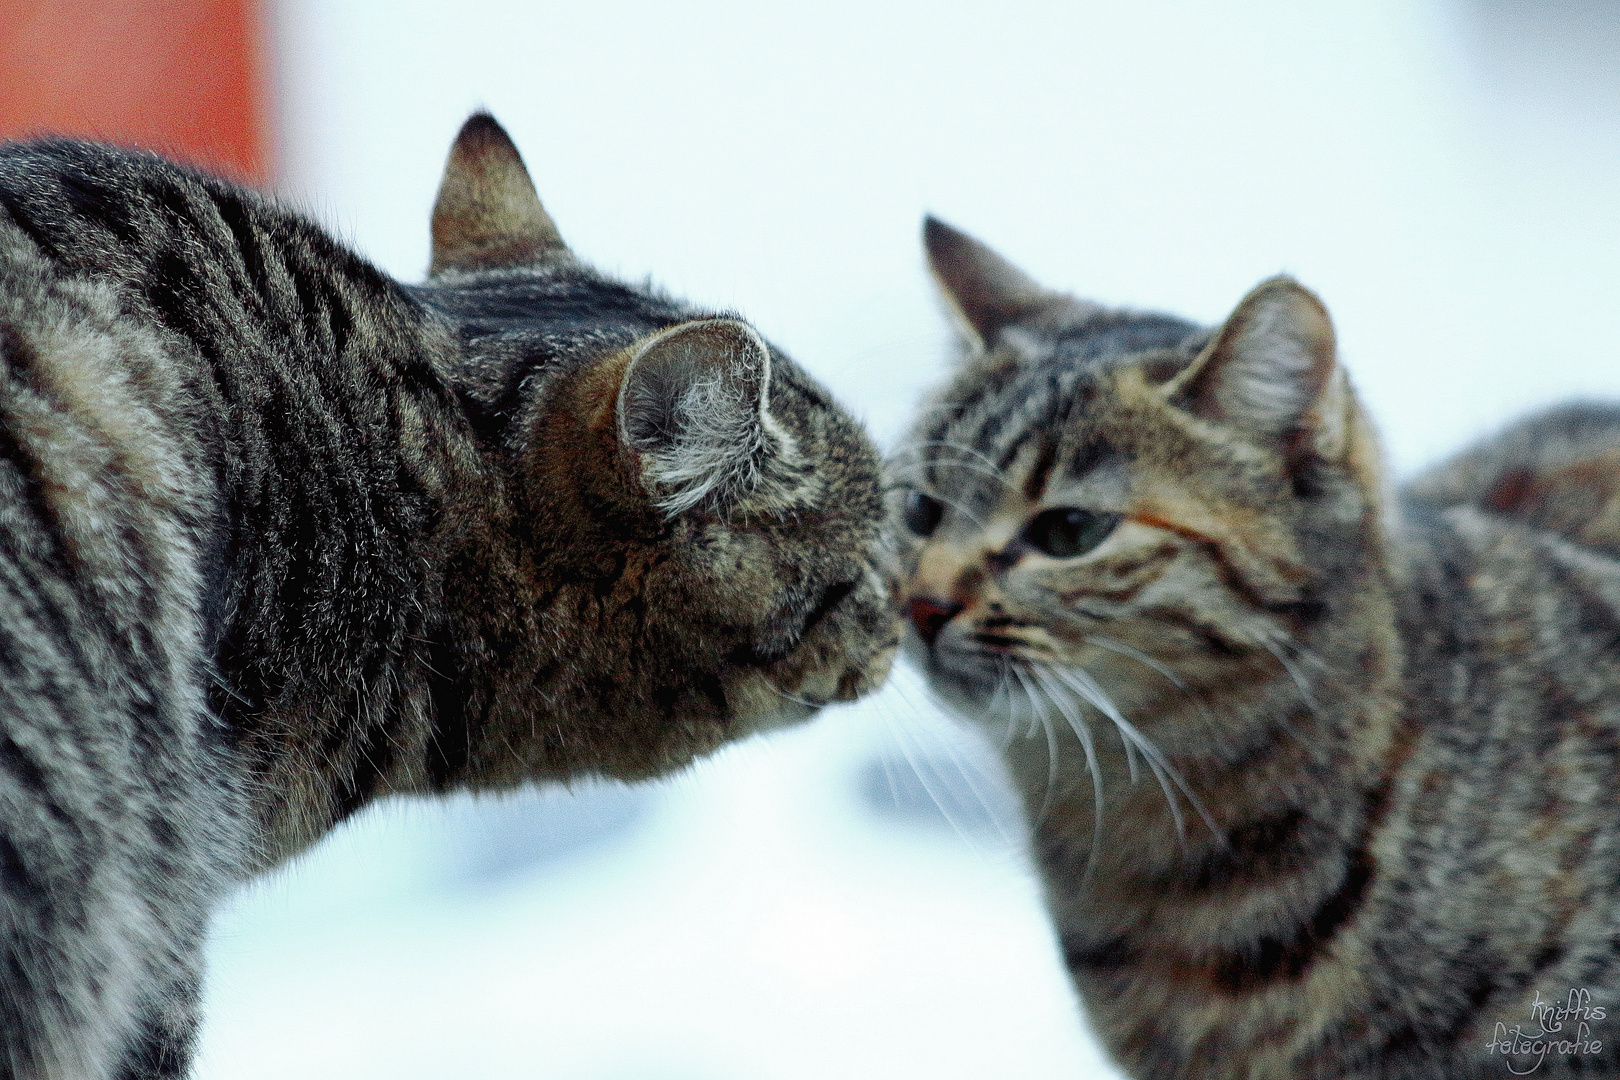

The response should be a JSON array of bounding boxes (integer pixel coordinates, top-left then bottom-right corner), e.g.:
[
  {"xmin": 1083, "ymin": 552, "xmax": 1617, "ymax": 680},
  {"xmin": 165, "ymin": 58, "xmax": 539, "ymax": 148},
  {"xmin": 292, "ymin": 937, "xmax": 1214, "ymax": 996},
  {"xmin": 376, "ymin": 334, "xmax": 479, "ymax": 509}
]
[{"xmin": 906, "ymin": 596, "xmax": 964, "ymax": 647}]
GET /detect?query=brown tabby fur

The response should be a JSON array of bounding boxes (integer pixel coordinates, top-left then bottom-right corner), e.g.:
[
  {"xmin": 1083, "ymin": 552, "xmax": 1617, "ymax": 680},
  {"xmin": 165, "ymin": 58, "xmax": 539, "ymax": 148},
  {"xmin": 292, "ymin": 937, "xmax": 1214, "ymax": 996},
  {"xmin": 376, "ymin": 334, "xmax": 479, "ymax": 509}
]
[
  {"xmin": 0, "ymin": 115, "xmax": 897, "ymax": 1079},
  {"xmin": 895, "ymin": 218, "xmax": 1620, "ymax": 1078}
]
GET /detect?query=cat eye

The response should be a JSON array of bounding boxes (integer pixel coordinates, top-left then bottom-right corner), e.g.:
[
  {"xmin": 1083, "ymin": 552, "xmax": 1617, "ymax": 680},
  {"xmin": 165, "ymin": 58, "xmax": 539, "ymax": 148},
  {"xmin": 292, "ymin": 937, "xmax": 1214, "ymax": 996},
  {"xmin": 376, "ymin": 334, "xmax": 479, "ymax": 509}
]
[
  {"xmin": 902, "ymin": 490, "xmax": 945, "ymax": 537},
  {"xmin": 1025, "ymin": 507, "xmax": 1120, "ymax": 559}
]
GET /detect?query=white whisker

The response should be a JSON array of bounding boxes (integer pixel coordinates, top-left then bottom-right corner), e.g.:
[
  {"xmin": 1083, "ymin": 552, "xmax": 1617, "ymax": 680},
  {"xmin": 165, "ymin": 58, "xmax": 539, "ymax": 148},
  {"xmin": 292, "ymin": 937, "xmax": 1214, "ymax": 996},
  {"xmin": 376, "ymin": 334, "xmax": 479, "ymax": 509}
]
[
  {"xmin": 886, "ymin": 455, "xmax": 1009, "ymax": 487},
  {"xmin": 1024, "ymin": 663, "xmax": 1105, "ymax": 882},
  {"xmin": 882, "ymin": 465, "xmax": 987, "ymax": 526},
  {"xmin": 1011, "ymin": 664, "xmax": 1061, "ymax": 824},
  {"xmin": 1086, "ymin": 634, "xmax": 1188, "ymax": 691},
  {"xmin": 984, "ymin": 661, "xmax": 1017, "ymax": 748},
  {"xmin": 1260, "ymin": 637, "xmax": 1322, "ymax": 718},
  {"xmin": 888, "ymin": 438, "xmax": 1006, "ymax": 475},
  {"xmin": 883, "ymin": 674, "xmax": 1023, "ymax": 849},
  {"xmin": 1050, "ymin": 666, "xmax": 1221, "ymax": 843},
  {"xmin": 760, "ymin": 681, "xmax": 825, "ymax": 710}
]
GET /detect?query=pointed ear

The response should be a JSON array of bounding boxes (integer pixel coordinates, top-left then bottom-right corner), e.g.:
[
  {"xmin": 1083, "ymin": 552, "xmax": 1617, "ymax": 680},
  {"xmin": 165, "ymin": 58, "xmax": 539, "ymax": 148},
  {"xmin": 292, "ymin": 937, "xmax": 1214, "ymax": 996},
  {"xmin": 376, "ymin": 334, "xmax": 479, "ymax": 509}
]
[
  {"xmin": 430, "ymin": 113, "xmax": 568, "ymax": 274},
  {"xmin": 924, "ymin": 216, "xmax": 1067, "ymax": 349},
  {"xmin": 1164, "ymin": 277, "xmax": 1343, "ymax": 452},
  {"xmin": 618, "ymin": 319, "xmax": 799, "ymax": 516}
]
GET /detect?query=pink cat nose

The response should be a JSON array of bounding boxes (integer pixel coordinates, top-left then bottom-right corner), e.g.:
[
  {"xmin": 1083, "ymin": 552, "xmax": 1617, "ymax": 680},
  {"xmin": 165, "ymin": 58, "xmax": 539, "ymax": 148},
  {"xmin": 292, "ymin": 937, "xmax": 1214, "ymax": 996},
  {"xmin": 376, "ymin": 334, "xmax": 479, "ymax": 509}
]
[{"xmin": 907, "ymin": 596, "xmax": 964, "ymax": 647}]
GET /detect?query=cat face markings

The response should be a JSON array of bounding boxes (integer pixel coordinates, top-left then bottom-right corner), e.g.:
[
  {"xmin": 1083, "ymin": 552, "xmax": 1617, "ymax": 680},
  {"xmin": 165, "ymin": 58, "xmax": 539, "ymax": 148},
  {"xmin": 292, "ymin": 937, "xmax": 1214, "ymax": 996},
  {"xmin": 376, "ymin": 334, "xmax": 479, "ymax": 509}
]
[
  {"xmin": 898, "ymin": 222, "xmax": 1353, "ymax": 721},
  {"xmin": 899, "ymin": 435, "xmax": 1131, "ymax": 694},
  {"xmin": 416, "ymin": 114, "xmax": 899, "ymax": 742},
  {"xmin": 900, "ymin": 216, "xmax": 1620, "ymax": 1079}
]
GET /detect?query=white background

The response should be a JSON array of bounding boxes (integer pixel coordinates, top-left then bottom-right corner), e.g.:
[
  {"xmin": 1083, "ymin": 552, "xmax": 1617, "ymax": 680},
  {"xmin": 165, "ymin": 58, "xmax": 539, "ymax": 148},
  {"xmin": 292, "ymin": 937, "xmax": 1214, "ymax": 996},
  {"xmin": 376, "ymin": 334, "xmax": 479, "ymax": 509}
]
[{"xmin": 197, "ymin": 2, "xmax": 1620, "ymax": 1077}]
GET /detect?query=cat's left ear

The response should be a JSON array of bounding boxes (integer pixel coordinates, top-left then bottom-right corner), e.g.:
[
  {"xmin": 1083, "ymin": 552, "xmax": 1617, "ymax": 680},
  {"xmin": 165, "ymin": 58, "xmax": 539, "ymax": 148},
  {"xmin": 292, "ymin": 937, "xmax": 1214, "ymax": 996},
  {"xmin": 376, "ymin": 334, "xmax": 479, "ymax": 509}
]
[
  {"xmin": 618, "ymin": 319, "xmax": 802, "ymax": 516},
  {"xmin": 1165, "ymin": 277, "xmax": 1348, "ymax": 459},
  {"xmin": 430, "ymin": 113, "xmax": 570, "ymax": 274}
]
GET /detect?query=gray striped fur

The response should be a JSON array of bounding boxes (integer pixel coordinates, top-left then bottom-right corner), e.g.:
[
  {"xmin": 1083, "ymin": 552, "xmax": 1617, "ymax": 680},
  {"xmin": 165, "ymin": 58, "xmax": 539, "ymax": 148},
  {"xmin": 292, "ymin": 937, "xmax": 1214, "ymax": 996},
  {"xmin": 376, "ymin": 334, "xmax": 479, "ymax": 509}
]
[
  {"xmin": 896, "ymin": 218, "xmax": 1620, "ymax": 1078},
  {"xmin": 0, "ymin": 115, "xmax": 897, "ymax": 1079}
]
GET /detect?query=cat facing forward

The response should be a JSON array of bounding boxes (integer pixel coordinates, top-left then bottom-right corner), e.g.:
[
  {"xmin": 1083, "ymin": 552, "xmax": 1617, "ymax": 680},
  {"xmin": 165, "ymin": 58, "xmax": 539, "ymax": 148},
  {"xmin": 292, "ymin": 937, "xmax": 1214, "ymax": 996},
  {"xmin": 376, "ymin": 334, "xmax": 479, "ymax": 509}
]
[
  {"xmin": 0, "ymin": 115, "xmax": 896, "ymax": 1079},
  {"xmin": 895, "ymin": 218, "xmax": 1620, "ymax": 1078}
]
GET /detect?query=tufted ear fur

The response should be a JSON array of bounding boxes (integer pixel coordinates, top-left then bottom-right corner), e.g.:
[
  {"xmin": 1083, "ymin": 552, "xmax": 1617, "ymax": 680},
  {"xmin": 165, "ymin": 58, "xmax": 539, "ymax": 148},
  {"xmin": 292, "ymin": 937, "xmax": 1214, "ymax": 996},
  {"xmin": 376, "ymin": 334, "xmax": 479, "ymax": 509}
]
[
  {"xmin": 618, "ymin": 319, "xmax": 803, "ymax": 516},
  {"xmin": 430, "ymin": 113, "xmax": 568, "ymax": 274},
  {"xmin": 924, "ymin": 216, "xmax": 1073, "ymax": 350},
  {"xmin": 1165, "ymin": 276, "xmax": 1347, "ymax": 458}
]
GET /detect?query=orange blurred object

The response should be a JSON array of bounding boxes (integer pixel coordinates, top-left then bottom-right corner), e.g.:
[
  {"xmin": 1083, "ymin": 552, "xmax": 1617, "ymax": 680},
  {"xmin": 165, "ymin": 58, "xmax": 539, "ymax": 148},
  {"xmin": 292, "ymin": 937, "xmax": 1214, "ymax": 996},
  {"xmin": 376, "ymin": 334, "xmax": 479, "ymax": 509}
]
[{"xmin": 0, "ymin": 0, "xmax": 271, "ymax": 184}]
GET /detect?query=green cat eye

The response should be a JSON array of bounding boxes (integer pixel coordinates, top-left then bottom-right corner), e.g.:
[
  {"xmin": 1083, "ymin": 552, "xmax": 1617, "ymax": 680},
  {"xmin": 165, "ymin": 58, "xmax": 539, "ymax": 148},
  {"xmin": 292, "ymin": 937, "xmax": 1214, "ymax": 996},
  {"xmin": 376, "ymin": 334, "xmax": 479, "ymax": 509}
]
[
  {"xmin": 902, "ymin": 490, "xmax": 945, "ymax": 537},
  {"xmin": 1026, "ymin": 507, "xmax": 1120, "ymax": 558}
]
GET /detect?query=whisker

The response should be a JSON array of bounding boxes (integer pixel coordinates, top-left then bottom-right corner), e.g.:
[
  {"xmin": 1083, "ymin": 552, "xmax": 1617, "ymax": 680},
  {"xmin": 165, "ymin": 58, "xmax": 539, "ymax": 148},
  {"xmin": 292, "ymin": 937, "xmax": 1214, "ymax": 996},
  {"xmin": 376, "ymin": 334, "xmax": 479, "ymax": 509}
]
[
  {"xmin": 760, "ymin": 681, "xmax": 826, "ymax": 710},
  {"xmin": 1267, "ymin": 630, "xmax": 1332, "ymax": 673},
  {"xmin": 1051, "ymin": 666, "xmax": 1221, "ymax": 844},
  {"xmin": 884, "ymin": 674, "xmax": 1023, "ymax": 849},
  {"xmin": 885, "ymin": 455, "xmax": 1010, "ymax": 487},
  {"xmin": 1086, "ymin": 634, "xmax": 1189, "ymax": 691},
  {"xmin": 1010, "ymin": 664, "xmax": 1061, "ymax": 824},
  {"xmin": 1038, "ymin": 707, "xmax": 1061, "ymax": 825},
  {"xmin": 879, "ymin": 699, "xmax": 976, "ymax": 842},
  {"xmin": 881, "ymin": 466, "xmax": 987, "ymax": 526},
  {"xmin": 983, "ymin": 659, "xmax": 1017, "ymax": 748},
  {"xmin": 1084, "ymin": 634, "xmax": 1231, "ymax": 755},
  {"xmin": 1260, "ymin": 637, "xmax": 1323, "ymax": 718},
  {"xmin": 887, "ymin": 438, "xmax": 1006, "ymax": 475},
  {"xmin": 1048, "ymin": 666, "xmax": 1182, "ymax": 838},
  {"xmin": 1248, "ymin": 635, "xmax": 1337, "ymax": 767},
  {"xmin": 1024, "ymin": 663, "xmax": 1105, "ymax": 883}
]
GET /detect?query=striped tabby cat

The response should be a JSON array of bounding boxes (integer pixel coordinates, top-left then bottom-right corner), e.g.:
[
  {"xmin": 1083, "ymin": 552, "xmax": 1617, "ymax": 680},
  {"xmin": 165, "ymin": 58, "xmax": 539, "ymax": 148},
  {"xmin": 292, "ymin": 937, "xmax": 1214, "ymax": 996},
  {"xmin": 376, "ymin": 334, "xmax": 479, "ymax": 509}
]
[
  {"xmin": 895, "ymin": 218, "xmax": 1620, "ymax": 1078},
  {"xmin": 0, "ymin": 115, "xmax": 896, "ymax": 1079}
]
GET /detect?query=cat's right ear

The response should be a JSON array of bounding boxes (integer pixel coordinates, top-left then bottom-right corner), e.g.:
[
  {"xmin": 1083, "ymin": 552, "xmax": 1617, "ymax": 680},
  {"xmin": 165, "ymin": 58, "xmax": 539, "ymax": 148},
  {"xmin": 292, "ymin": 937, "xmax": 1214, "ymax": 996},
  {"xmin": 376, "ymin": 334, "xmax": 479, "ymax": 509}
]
[
  {"xmin": 430, "ymin": 113, "xmax": 569, "ymax": 275},
  {"xmin": 924, "ymin": 216, "xmax": 1059, "ymax": 350},
  {"xmin": 617, "ymin": 319, "xmax": 803, "ymax": 516}
]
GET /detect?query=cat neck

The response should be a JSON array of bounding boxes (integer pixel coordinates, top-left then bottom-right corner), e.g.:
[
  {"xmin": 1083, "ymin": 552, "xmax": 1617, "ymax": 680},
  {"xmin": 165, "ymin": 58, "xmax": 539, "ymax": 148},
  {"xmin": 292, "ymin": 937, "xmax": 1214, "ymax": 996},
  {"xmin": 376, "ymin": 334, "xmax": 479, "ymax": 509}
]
[
  {"xmin": 184, "ymin": 260, "xmax": 543, "ymax": 866},
  {"xmin": 1019, "ymin": 554, "xmax": 1407, "ymax": 916}
]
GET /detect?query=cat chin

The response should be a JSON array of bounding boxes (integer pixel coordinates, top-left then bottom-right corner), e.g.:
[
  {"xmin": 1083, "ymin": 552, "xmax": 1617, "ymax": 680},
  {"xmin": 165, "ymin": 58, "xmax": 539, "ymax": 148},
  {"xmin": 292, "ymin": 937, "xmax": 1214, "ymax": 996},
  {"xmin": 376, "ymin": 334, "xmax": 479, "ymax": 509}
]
[
  {"xmin": 721, "ymin": 640, "xmax": 900, "ymax": 739},
  {"xmin": 901, "ymin": 650, "xmax": 1001, "ymax": 720},
  {"xmin": 900, "ymin": 628, "xmax": 989, "ymax": 687}
]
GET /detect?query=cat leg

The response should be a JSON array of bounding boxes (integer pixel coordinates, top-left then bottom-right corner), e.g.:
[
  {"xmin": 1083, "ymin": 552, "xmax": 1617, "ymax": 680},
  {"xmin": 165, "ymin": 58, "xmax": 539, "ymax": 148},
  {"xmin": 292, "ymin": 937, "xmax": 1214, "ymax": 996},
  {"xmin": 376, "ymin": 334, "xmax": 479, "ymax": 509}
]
[
  {"xmin": 0, "ymin": 803, "xmax": 157, "ymax": 1080},
  {"xmin": 110, "ymin": 943, "xmax": 206, "ymax": 1080},
  {"xmin": 0, "ymin": 785, "xmax": 229, "ymax": 1080}
]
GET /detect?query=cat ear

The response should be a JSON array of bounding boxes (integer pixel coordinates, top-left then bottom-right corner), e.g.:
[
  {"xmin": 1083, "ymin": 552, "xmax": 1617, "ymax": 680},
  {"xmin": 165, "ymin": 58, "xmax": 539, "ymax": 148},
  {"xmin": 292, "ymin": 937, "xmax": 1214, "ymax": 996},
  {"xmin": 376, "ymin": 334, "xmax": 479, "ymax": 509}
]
[
  {"xmin": 429, "ymin": 113, "xmax": 569, "ymax": 274},
  {"xmin": 618, "ymin": 319, "xmax": 799, "ymax": 516},
  {"xmin": 1165, "ymin": 277, "xmax": 1344, "ymax": 454},
  {"xmin": 924, "ymin": 216, "xmax": 1062, "ymax": 349}
]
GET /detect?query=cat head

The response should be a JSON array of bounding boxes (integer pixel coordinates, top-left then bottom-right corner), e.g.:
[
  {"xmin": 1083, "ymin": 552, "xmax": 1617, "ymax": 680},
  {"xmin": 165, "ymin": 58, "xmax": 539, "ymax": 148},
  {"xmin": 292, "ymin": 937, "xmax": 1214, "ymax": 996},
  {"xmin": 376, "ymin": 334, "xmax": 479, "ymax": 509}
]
[
  {"xmin": 895, "ymin": 218, "xmax": 1387, "ymax": 742},
  {"xmin": 415, "ymin": 114, "xmax": 898, "ymax": 779}
]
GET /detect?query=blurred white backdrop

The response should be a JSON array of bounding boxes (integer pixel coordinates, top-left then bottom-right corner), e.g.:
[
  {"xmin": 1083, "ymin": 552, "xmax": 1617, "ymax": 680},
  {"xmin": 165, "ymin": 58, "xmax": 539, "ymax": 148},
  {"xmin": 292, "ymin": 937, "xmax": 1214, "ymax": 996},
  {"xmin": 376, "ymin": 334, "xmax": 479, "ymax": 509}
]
[{"xmin": 197, "ymin": 2, "xmax": 1620, "ymax": 1077}]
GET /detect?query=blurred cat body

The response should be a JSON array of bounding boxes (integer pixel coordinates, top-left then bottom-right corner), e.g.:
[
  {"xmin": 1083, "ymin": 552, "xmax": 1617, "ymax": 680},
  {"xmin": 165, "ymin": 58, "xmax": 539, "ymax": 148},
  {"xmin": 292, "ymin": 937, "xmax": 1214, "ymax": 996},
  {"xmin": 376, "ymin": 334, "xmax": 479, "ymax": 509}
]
[
  {"xmin": 0, "ymin": 116, "xmax": 895, "ymax": 1079},
  {"xmin": 896, "ymin": 219, "xmax": 1620, "ymax": 1078}
]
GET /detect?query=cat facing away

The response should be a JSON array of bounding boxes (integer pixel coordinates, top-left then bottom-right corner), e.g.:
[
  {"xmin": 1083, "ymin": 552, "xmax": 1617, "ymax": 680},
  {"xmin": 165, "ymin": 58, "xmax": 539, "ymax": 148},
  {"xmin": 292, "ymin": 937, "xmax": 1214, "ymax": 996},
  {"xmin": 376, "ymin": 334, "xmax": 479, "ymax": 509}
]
[
  {"xmin": 895, "ymin": 218, "xmax": 1620, "ymax": 1078},
  {"xmin": 0, "ymin": 114, "xmax": 897, "ymax": 1079}
]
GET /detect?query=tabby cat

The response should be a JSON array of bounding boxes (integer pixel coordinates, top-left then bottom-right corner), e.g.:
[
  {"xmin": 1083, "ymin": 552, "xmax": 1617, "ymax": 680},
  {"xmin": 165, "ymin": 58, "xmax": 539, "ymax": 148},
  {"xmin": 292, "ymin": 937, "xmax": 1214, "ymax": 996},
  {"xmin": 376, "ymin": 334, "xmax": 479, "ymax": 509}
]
[
  {"xmin": 0, "ymin": 114, "xmax": 897, "ymax": 1080},
  {"xmin": 895, "ymin": 217, "xmax": 1620, "ymax": 1078}
]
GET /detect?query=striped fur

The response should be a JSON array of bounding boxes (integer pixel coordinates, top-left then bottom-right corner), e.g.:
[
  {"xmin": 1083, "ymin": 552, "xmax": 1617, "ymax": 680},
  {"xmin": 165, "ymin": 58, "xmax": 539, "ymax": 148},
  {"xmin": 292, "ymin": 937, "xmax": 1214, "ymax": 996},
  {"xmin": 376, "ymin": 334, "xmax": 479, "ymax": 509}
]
[
  {"xmin": 0, "ymin": 115, "xmax": 896, "ymax": 1079},
  {"xmin": 895, "ymin": 218, "xmax": 1620, "ymax": 1078}
]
